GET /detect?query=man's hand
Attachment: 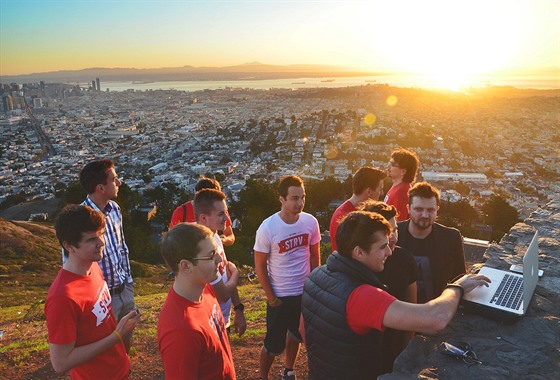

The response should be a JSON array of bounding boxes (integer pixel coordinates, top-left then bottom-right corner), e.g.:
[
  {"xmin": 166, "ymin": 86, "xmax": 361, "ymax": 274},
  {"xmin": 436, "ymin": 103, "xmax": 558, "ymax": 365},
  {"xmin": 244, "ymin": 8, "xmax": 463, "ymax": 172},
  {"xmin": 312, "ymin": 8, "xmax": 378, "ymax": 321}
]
[
  {"xmin": 454, "ymin": 274, "xmax": 491, "ymax": 294},
  {"xmin": 233, "ymin": 309, "xmax": 247, "ymax": 336},
  {"xmin": 267, "ymin": 297, "xmax": 283, "ymax": 308},
  {"xmin": 116, "ymin": 308, "xmax": 141, "ymax": 342},
  {"xmin": 226, "ymin": 261, "xmax": 240, "ymax": 284}
]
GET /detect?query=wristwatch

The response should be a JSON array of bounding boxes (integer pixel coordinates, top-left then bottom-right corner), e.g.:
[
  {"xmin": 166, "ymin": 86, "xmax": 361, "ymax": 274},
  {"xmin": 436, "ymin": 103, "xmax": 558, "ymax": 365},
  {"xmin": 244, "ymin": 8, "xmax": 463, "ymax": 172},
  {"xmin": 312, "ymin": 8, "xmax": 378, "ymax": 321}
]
[{"xmin": 233, "ymin": 303, "xmax": 245, "ymax": 312}]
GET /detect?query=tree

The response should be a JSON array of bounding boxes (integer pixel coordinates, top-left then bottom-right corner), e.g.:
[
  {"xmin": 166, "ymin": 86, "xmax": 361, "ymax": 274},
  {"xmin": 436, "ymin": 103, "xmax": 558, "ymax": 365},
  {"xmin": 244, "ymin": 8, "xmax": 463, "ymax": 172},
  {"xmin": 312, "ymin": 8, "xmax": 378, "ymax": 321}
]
[
  {"xmin": 230, "ymin": 179, "xmax": 279, "ymax": 237},
  {"xmin": 481, "ymin": 195, "xmax": 520, "ymax": 241},
  {"xmin": 304, "ymin": 177, "xmax": 346, "ymax": 220},
  {"xmin": 438, "ymin": 200, "xmax": 480, "ymax": 233},
  {"xmin": 0, "ymin": 192, "xmax": 27, "ymax": 211},
  {"xmin": 142, "ymin": 174, "xmax": 153, "ymax": 184},
  {"xmin": 61, "ymin": 181, "xmax": 87, "ymax": 207},
  {"xmin": 126, "ymin": 209, "xmax": 158, "ymax": 263},
  {"xmin": 453, "ymin": 181, "xmax": 471, "ymax": 196},
  {"xmin": 116, "ymin": 183, "xmax": 140, "ymax": 214}
]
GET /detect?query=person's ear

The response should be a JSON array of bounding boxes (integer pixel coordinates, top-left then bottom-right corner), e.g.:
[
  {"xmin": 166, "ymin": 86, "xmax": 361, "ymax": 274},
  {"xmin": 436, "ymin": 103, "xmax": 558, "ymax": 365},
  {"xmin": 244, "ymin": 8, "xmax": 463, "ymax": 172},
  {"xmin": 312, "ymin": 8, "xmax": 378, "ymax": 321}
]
[
  {"xmin": 95, "ymin": 182, "xmax": 105, "ymax": 193},
  {"xmin": 62, "ymin": 241, "xmax": 75, "ymax": 254},
  {"xmin": 199, "ymin": 213, "xmax": 208, "ymax": 224},
  {"xmin": 178, "ymin": 259, "xmax": 192, "ymax": 273},
  {"xmin": 351, "ymin": 245, "xmax": 363, "ymax": 260}
]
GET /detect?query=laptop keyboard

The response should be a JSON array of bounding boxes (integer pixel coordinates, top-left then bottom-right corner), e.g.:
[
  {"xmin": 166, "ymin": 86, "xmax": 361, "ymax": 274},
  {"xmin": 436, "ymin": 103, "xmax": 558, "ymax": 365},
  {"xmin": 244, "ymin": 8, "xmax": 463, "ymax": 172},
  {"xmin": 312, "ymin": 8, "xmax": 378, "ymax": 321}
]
[{"xmin": 490, "ymin": 274, "xmax": 523, "ymax": 310}]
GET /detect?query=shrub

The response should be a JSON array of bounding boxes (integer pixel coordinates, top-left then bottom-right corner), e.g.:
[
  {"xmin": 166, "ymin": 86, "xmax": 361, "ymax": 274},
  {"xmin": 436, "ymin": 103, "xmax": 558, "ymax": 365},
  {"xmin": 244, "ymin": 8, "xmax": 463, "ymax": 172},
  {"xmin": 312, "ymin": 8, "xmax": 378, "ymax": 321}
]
[{"xmin": 130, "ymin": 260, "xmax": 152, "ymax": 278}]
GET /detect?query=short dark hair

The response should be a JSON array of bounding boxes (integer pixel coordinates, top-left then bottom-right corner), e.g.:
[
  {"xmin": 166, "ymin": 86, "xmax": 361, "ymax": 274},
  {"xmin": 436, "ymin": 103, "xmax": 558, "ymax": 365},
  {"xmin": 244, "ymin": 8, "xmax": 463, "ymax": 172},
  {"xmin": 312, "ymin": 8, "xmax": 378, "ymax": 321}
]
[
  {"xmin": 353, "ymin": 166, "xmax": 386, "ymax": 195},
  {"xmin": 79, "ymin": 158, "xmax": 114, "ymax": 194},
  {"xmin": 193, "ymin": 189, "xmax": 226, "ymax": 220},
  {"xmin": 195, "ymin": 177, "xmax": 221, "ymax": 192},
  {"xmin": 279, "ymin": 175, "xmax": 304, "ymax": 198},
  {"xmin": 391, "ymin": 148, "xmax": 419, "ymax": 183},
  {"xmin": 358, "ymin": 200, "xmax": 398, "ymax": 221},
  {"xmin": 408, "ymin": 182, "xmax": 440, "ymax": 206},
  {"xmin": 55, "ymin": 204, "xmax": 105, "ymax": 257},
  {"xmin": 336, "ymin": 211, "xmax": 391, "ymax": 258},
  {"xmin": 160, "ymin": 223, "xmax": 214, "ymax": 274}
]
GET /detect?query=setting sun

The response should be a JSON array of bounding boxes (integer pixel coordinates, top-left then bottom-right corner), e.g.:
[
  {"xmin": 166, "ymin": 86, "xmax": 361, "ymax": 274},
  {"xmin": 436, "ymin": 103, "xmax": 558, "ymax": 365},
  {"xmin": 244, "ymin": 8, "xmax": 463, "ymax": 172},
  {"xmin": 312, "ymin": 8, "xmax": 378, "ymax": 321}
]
[
  {"xmin": 358, "ymin": 1, "xmax": 532, "ymax": 89},
  {"xmin": 0, "ymin": 0, "xmax": 557, "ymax": 90}
]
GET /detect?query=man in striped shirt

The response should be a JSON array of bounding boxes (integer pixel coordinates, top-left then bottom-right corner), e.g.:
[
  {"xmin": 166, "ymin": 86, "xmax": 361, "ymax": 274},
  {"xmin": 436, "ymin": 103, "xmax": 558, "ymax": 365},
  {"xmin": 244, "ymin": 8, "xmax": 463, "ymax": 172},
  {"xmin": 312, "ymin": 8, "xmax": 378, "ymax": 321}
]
[{"xmin": 79, "ymin": 159, "xmax": 136, "ymax": 331}]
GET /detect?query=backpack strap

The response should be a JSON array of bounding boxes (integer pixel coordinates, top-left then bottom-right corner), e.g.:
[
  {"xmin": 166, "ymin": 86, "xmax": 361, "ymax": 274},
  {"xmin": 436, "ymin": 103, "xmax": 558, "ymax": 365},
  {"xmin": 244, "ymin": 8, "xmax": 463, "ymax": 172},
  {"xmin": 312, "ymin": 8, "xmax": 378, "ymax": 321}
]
[{"xmin": 182, "ymin": 203, "xmax": 187, "ymax": 223}]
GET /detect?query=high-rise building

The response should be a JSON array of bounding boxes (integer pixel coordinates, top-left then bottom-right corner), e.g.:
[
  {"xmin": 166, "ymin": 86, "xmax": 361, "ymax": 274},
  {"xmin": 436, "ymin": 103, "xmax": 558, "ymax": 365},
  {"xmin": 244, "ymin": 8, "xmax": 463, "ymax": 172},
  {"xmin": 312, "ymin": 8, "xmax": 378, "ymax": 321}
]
[
  {"xmin": 32, "ymin": 97, "xmax": 43, "ymax": 108},
  {"xmin": 96, "ymin": 77, "xmax": 100, "ymax": 91},
  {"xmin": 91, "ymin": 80, "xmax": 96, "ymax": 91},
  {"xmin": 2, "ymin": 94, "xmax": 13, "ymax": 114}
]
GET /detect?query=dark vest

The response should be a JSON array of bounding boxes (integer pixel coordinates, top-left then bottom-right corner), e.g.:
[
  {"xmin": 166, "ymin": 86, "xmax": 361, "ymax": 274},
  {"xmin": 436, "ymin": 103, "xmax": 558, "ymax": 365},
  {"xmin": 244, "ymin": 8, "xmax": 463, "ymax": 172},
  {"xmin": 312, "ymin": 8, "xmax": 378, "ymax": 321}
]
[{"xmin": 302, "ymin": 253, "xmax": 387, "ymax": 380}]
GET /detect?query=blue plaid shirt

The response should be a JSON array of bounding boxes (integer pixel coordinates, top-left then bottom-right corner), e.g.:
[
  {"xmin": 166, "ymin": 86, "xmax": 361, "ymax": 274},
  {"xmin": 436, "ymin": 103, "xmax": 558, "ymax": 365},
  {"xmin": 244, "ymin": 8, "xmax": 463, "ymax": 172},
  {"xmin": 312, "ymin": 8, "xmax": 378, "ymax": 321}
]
[{"xmin": 83, "ymin": 196, "xmax": 133, "ymax": 290}]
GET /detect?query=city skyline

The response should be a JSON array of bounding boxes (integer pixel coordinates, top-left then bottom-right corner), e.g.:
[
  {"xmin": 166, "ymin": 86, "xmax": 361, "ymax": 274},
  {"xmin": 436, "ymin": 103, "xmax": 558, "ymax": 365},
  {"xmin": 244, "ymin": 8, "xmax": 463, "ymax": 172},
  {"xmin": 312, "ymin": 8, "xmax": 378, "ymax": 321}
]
[{"xmin": 1, "ymin": 0, "xmax": 559, "ymax": 90}]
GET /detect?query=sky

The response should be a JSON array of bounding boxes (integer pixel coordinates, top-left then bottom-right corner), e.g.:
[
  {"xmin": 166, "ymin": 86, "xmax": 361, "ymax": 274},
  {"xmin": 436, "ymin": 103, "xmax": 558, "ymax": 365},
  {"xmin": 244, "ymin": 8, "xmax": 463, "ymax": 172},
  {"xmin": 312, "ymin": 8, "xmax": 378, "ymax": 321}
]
[{"xmin": 1, "ymin": 0, "xmax": 559, "ymax": 87}]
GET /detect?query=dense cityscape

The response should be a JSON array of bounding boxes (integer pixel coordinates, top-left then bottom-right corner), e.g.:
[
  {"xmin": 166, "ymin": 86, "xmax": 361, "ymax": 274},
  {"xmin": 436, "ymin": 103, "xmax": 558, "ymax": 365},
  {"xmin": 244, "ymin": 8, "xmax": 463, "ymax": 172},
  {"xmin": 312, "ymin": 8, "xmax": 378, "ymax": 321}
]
[{"xmin": 1, "ymin": 80, "xmax": 559, "ymax": 227}]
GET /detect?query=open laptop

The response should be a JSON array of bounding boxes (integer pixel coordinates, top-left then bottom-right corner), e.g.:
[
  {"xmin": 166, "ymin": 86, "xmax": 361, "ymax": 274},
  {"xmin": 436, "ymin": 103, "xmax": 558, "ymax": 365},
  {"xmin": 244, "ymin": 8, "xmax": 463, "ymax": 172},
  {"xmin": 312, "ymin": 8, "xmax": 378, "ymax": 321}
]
[{"xmin": 462, "ymin": 230, "xmax": 539, "ymax": 322}]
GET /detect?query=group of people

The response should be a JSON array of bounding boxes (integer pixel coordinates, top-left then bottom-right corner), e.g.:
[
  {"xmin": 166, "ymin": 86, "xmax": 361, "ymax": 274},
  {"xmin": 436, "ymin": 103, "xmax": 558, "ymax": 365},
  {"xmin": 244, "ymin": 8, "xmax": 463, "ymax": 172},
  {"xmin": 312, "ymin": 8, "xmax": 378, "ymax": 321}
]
[{"xmin": 45, "ymin": 149, "xmax": 491, "ymax": 380}]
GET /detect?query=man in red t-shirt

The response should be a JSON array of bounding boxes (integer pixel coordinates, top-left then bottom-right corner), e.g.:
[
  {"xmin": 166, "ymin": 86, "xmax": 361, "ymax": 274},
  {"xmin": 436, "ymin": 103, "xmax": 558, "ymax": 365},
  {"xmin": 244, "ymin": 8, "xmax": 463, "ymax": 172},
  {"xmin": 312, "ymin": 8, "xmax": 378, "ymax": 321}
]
[
  {"xmin": 45, "ymin": 205, "xmax": 140, "ymax": 379},
  {"xmin": 384, "ymin": 148, "xmax": 420, "ymax": 221},
  {"xmin": 302, "ymin": 211, "xmax": 490, "ymax": 379},
  {"xmin": 329, "ymin": 166, "xmax": 386, "ymax": 251},
  {"xmin": 158, "ymin": 223, "xmax": 236, "ymax": 380},
  {"xmin": 169, "ymin": 177, "xmax": 235, "ymax": 246}
]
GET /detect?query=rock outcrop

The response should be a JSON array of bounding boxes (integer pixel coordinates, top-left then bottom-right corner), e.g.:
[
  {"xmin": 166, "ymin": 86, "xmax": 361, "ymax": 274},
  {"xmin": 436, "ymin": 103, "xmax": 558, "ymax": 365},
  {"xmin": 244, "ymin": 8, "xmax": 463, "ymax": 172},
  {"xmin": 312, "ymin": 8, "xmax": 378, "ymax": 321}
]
[{"xmin": 381, "ymin": 200, "xmax": 560, "ymax": 379}]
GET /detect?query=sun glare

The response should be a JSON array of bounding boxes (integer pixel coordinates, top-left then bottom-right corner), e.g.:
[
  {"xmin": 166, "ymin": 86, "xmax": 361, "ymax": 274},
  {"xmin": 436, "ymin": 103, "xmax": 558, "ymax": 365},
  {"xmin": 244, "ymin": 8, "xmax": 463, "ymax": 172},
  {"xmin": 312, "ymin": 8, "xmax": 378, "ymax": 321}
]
[{"xmin": 360, "ymin": 1, "xmax": 524, "ymax": 90}]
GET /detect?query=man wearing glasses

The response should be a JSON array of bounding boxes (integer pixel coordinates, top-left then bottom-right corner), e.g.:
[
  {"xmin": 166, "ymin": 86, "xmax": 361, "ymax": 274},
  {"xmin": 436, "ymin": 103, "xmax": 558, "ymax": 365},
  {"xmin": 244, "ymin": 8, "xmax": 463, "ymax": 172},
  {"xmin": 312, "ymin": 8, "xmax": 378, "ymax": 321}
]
[
  {"xmin": 194, "ymin": 189, "xmax": 245, "ymax": 336},
  {"xmin": 385, "ymin": 148, "xmax": 420, "ymax": 221},
  {"xmin": 158, "ymin": 223, "xmax": 236, "ymax": 379}
]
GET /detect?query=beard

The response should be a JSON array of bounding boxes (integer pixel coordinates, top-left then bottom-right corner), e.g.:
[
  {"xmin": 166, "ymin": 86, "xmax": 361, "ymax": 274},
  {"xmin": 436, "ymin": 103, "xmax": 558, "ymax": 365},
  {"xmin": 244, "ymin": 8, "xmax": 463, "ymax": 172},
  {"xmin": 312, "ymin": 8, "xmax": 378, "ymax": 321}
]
[{"xmin": 411, "ymin": 217, "xmax": 433, "ymax": 230}]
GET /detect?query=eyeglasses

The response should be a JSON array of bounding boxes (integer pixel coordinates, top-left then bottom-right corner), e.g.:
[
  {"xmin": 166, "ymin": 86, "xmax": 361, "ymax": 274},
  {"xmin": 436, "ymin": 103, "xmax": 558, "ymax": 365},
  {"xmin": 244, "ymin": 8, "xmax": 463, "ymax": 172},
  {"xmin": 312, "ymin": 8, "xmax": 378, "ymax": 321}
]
[
  {"xmin": 191, "ymin": 250, "xmax": 217, "ymax": 261},
  {"xmin": 440, "ymin": 341, "xmax": 482, "ymax": 365}
]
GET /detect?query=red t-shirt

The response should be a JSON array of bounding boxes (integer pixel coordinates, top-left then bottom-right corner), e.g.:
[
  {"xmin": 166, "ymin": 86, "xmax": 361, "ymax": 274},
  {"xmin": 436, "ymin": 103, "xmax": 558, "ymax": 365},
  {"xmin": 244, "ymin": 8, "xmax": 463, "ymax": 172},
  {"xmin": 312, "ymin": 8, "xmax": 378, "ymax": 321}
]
[
  {"xmin": 300, "ymin": 284, "xmax": 396, "ymax": 342},
  {"xmin": 45, "ymin": 264, "xmax": 129, "ymax": 380},
  {"xmin": 346, "ymin": 284, "xmax": 396, "ymax": 334},
  {"xmin": 329, "ymin": 200, "xmax": 356, "ymax": 252},
  {"xmin": 384, "ymin": 182, "xmax": 411, "ymax": 221},
  {"xmin": 169, "ymin": 201, "xmax": 233, "ymax": 229},
  {"xmin": 158, "ymin": 284, "xmax": 236, "ymax": 380}
]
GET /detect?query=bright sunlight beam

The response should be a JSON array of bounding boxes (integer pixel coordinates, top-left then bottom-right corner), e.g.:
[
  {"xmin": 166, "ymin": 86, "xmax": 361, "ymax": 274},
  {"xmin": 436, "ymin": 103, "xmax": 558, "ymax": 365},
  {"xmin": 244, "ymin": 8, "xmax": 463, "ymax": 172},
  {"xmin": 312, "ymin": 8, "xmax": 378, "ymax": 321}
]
[{"xmin": 357, "ymin": 1, "xmax": 525, "ymax": 90}]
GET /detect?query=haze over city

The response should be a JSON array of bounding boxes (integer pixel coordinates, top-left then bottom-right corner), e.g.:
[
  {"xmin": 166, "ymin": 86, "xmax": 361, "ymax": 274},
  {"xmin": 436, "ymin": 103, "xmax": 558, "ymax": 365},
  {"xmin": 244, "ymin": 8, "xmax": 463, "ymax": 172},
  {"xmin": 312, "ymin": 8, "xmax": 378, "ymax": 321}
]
[{"xmin": 1, "ymin": 0, "xmax": 559, "ymax": 90}]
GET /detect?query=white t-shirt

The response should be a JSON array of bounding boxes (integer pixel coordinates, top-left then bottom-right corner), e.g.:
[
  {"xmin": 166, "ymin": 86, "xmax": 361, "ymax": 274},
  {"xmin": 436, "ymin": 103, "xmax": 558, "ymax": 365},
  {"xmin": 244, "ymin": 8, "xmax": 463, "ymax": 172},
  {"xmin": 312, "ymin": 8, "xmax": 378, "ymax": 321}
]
[
  {"xmin": 209, "ymin": 233, "xmax": 233, "ymax": 326},
  {"xmin": 254, "ymin": 211, "xmax": 321, "ymax": 297}
]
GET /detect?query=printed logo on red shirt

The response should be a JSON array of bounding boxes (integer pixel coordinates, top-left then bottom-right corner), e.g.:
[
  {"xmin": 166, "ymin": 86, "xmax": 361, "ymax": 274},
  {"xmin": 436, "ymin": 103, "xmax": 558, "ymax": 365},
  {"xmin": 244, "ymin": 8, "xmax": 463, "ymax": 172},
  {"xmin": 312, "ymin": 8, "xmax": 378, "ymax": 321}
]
[
  {"xmin": 92, "ymin": 282, "xmax": 111, "ymax": 326},
  {"xmin": 278, "ymin": 233, "xmax": 309, "ymax": 254}
]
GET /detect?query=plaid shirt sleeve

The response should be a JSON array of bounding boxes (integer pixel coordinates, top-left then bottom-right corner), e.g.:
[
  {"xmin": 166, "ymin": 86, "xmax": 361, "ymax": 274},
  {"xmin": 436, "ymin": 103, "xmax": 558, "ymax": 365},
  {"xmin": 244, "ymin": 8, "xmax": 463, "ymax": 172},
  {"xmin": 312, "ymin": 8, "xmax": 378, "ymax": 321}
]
[{"xmin": 83, "ymin": 197, "xmax": 133, "ymax": 290}]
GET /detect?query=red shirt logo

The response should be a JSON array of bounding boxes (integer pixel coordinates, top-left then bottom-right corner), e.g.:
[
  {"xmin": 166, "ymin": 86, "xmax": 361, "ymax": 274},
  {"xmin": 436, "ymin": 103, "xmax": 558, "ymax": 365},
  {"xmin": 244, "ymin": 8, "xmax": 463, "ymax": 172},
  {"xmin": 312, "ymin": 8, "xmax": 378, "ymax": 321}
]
[{"xmin": 278, "ymin": 233, "xmax": 309, "ymax": 254}]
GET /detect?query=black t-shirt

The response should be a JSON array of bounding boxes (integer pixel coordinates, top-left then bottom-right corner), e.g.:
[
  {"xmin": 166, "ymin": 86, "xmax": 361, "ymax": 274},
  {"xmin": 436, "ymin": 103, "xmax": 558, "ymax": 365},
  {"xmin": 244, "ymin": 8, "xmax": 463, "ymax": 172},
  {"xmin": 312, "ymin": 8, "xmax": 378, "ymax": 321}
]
[
  {"xmin": 378, "ymin": 246, "xmax": 417, "ymax": 375},
  {"xmin": 378, "ymin": 246, "xmax": 417, "ymax": 300},
  {"xmin": 409, "ymin": 232, "xmax": 436, "ymax": 303}
]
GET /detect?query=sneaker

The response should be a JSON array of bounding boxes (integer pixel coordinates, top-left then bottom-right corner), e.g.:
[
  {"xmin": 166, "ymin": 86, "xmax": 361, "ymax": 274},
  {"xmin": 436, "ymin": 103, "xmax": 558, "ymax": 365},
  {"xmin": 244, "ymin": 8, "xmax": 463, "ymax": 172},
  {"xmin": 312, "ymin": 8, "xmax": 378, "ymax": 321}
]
[{"xmin": 281, "ymin": 368, "xmax": 296, "ymax": 380}]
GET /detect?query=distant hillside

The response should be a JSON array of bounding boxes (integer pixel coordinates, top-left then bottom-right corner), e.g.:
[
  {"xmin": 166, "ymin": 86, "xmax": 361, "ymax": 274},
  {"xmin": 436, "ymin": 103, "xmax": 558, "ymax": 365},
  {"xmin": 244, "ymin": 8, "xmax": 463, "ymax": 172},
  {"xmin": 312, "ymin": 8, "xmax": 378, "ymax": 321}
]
[
  {"xmin": 0, "ymin": 218, "xmax": 60, "ymax": 274},
  {"xmin": 0, "ymin": 62, "xmax": 382, "ymax": 83}
]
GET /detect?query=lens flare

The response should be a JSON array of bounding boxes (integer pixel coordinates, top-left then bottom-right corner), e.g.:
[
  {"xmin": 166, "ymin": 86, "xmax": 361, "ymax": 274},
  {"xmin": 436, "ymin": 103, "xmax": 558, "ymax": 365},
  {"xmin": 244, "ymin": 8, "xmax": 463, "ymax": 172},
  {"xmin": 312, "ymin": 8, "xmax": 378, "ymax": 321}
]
[
  {"xmin": 364, "ymin": 113, "xmax": 376, "ymax": 125},
  {"xmin": 324, "ymin": 144, "xmax": 338, "ymax": 159},
  {"xmin": 386, "ymin": 95, "xmax": 398, "ymax": 106}
]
